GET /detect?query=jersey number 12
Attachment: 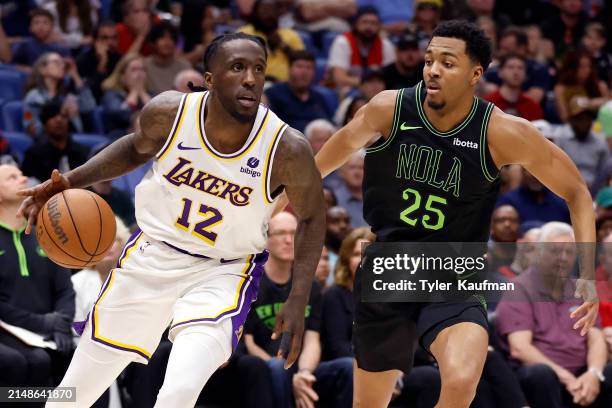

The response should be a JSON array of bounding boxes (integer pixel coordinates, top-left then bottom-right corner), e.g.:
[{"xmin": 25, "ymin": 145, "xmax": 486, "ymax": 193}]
[{"xmin": 175, "ymin": 198, "xmax": 223, "ymax": 245}]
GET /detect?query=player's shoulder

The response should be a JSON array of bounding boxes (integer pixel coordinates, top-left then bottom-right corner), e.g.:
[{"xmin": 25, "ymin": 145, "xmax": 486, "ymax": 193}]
[
  {"xmin": 356, "ymin": 90, "xmax": 400, "ymax": 135},
  {"xmin": 367, "ymin": 89, "xmax": 400, "ymax": 111},
  {"xmin": 487, "ymin": 106, "xmax": 539, "ymax": 143},
  {"xmin": 139, "ymin": 91, "xmax": 185, "ymax": 134},
  {"xmin": 275, "ymin": 126, "xmax": 312, "ymax": 159},
  {"xmin": 141, "ymin": 91, "xmax": 184, "ymax": 120}
]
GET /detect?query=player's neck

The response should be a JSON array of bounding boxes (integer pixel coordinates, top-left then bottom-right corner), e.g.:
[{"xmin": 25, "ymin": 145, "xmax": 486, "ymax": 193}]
[
  {"xmin": 265, "ymin": 258, "xmax": 292, "ymax": 284},
  {"xmin": 204, "ymin": 98, "xmax": 256, "ymax": 153},
  {"xmin": 423, "ymin": 94, "xmax": 475, "ymax": 133},
  {"xmin": 0, "ymin": 203, "xmax": 25, "ymax": 231}
]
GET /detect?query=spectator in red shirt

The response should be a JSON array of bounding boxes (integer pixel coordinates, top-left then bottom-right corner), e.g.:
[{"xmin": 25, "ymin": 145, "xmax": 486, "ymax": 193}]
[
  {"xmin": 485, "ymin": 53, "xmax": 544, "ymax": 121},
  {"xmin": 115, "ymin": 0, "xmax": 157, "ymax": 56}
]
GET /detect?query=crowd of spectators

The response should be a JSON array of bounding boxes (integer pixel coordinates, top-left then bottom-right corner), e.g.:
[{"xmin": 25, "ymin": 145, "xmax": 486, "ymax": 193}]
[{"xmin": 1, "ymin": 0, "xmax": 612, "ymax": 407}]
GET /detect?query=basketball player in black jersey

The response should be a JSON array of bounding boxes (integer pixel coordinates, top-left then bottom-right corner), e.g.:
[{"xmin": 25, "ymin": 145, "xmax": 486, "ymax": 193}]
[{"xmin": 315, "ymin": 21, "xmax": 600, "ymax": 407}]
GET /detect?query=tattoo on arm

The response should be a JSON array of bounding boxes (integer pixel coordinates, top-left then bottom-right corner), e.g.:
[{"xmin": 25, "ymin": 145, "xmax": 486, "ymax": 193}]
[
  {"xmin": 272, "ymin": 128, "xmax": 326, "ymax": 300},
  {"xmin": 66, "ymin": 91, "xmax": 183, "ymax": 188}
]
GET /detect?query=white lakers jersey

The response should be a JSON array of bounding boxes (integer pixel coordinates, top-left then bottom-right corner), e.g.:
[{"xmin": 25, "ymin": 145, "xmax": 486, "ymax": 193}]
[{"xmin": 135, "ymin": 91, "xmax": 288, "ymax": 259}]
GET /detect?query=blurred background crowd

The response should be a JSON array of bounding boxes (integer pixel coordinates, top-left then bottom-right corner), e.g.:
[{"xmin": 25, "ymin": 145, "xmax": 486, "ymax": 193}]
[{"xmin": 1, "ymin": 0, "xmax": 612, "ymax": 407}]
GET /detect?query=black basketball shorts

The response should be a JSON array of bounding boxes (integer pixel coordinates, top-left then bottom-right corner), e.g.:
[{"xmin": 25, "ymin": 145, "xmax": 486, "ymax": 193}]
[{"xmin": 352, "ymin": 265, "xmax": 489, "ymax": 373}]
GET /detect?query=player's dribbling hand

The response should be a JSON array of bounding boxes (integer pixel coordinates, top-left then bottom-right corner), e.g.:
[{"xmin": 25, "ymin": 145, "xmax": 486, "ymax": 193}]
[
  {"xmin": 16, "ymin": 169, "xmax": 71, "ymax": 234},
  {"xmin": 271, "ymin": 296, "xmax": 307, "ymax": 369},
  {"xmin": 571, "ymin": 279, "xmax": 599, "ymax": 336}
]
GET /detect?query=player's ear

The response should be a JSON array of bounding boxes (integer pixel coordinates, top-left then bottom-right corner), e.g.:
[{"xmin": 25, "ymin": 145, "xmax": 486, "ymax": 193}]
[
  {"xmin": 203, "ymin": 71, "xmax": 213, "ymax": 89},
  {"xmin": 470, "ymin": 65, "xmax": 483, "ymax": 86}
]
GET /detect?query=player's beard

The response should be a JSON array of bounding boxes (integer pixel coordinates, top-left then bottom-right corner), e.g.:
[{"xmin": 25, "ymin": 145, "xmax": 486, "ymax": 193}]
[
  {"xmin": 225, "ymin": 99, "xmax": 259, "ymax": 123},
  {"xmin": 229, "ymin": 109, "xmax": 257, "ymax": 124},
  {"xmin": 427, "ymin": 98, "xmax": 446, "ymax": 110}
]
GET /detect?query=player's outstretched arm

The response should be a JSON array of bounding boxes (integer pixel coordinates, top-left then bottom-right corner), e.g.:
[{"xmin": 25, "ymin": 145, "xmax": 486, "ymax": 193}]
[
  {"xmin": 270, "ymin": 128, "xmax": 326, "ymax": 369},
  {"xmin": 16, "ymin": 91, "xmax": 183, "ymax": 233},
  {"xmin": 272, "ymin": 90, "xmax": 397, "ymax": 215},
  {"xmin": 488, "ymin": 108, "xmax": 598, "ymax": 335},
  {"xmin": 315, "ymin": 90, "xmax": 396, "ymax": 178}
]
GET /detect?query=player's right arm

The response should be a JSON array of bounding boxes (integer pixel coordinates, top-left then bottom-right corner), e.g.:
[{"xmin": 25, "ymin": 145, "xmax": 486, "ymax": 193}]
[
  {"xmin": 16, "ymin": 91, "xmax": 183, "ymax": 233},
  {"xmin": 315, "ymin": 90, "xmax": 396, "ymax": 178}
]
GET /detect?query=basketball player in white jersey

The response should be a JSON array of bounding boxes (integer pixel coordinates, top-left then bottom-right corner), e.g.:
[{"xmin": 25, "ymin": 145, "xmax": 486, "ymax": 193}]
[{"xmin": 17, "ymin": 32, "xmax": 326, "ymax": 407}]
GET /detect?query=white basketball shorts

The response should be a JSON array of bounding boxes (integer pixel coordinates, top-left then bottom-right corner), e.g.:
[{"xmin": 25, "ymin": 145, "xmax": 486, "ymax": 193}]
[{"xmin": 73, "ymin": 227, "xmax": 267, "ymax": 364}]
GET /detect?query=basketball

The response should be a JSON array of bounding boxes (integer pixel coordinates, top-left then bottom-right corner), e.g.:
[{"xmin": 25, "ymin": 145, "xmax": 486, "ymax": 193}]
[{"xmin": 35, "ymin": 189, "xmax": 117, "ymax": 269}]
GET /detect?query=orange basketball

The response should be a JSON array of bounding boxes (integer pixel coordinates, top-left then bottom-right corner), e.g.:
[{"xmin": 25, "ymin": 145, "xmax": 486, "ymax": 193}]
[{"xmin": 36, "ymin": 189, "xmax": 117, "ymax": 269}]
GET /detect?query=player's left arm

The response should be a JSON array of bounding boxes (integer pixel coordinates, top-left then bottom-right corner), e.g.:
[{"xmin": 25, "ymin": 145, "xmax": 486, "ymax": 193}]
[
  {"xmin": 269, "ymin": 127, "xmax": 326, "ymax": 368},
  {"xmin": 488, "ymin": 108, "xmax": 598, "ymax": 335}
]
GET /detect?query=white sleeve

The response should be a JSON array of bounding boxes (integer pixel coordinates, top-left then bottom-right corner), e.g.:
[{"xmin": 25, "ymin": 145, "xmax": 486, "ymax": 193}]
[
  {"xmin": 382, "ymin": 38, "xmax": 396, "ymax": 66},
  {"xmin": 327, "ymin": 36, "xmax": 351, "ymax": 70}
]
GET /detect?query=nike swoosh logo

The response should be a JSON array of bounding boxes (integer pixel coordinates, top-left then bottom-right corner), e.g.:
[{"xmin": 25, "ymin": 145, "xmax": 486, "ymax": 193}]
[
  {"xmin": 220, "ymin": 258, "xmax": 240, "ymax": 264},
  {"xmin": 177, "ymin": 142, "xmax": 200, "ymax": 151},
  {"xmin": 400, "ymin": 123, "xmax": 423, "ymax": 131}
]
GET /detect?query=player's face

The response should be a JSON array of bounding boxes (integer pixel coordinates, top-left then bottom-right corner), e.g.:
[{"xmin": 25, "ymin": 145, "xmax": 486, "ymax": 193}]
[
  {"xmin": 423, "ymin": 37, "xmax": 482, "ymax": 110},
  {"xmin": 207, "ymin": 40, "xmax": 267, "ymax": 123},
  {"xmin": 0, "ymin": 165, "xmax": 28, "ymax": 204}
]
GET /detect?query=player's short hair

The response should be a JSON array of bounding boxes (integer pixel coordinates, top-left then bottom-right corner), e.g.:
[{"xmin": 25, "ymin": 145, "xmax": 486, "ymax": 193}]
[
  {"xmin": 498, "ymin": 52, "xmax": 526, "ymax": 69},
  {"xmin": 431, "ymin": 20, "xmax": 492, "ymax": 70},
  {"xmin": 203, "ymin": 32, "xmax": 267, "ymax": 72}
]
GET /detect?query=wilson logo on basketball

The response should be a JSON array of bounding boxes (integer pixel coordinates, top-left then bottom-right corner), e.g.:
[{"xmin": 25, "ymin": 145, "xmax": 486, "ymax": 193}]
[{"xmin": 47, "ymin": 197, "xmax": 69, "ymax": 244}]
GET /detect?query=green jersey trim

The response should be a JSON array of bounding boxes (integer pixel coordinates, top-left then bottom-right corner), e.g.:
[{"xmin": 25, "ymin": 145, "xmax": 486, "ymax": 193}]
[
  {"xmin": 415, "ymin": 81, "xmax": 479, "ymax": 137},
  {"xmin": 365, "ymin": 89, "xmax": 404, "ymax": 154},
  {"xmin": 479, "ymin": 102, "xmax": 498, "ymax": 182}
]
